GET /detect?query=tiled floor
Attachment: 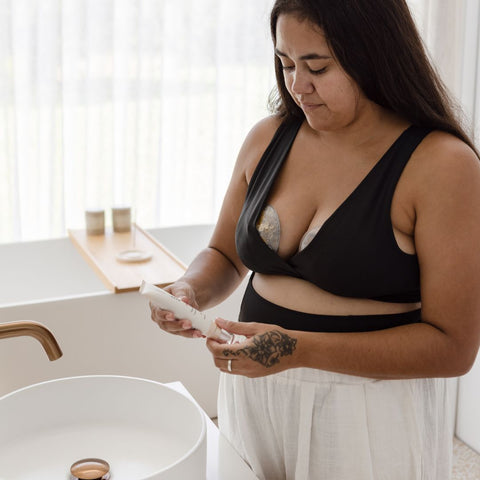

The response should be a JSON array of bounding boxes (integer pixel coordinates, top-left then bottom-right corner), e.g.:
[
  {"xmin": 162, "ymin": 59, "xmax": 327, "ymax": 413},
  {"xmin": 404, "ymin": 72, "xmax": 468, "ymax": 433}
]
[{"xmin": 453, "ymin": 437, "xmax": 480, "ymax": 480}]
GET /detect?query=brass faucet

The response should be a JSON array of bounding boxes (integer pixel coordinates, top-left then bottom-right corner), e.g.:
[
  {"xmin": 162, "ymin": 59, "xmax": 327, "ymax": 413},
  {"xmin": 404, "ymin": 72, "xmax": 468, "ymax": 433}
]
[{"xmin": 0, "ymin": 321, "xmax": 63, "ymax": 361}]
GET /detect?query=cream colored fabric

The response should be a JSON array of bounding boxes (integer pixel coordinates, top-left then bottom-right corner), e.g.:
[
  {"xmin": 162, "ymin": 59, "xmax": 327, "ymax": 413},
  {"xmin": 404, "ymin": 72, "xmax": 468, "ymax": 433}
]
[{"xmin": 218, "ymin": 368, "xmax": 453, "ymax": 480}]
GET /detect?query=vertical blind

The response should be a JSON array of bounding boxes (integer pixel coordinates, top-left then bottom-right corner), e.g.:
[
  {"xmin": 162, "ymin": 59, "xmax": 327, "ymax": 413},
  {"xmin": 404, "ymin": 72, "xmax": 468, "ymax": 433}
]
[{"xmin": 0, "ymin": 0, "xmax": 478, "ymax": 244}]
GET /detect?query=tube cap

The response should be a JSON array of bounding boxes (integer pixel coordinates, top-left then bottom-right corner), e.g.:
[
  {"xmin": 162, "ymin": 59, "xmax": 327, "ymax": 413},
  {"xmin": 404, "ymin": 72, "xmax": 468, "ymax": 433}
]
[{"xmin": 214, "ymin": 328, "xmax": 234, "ymax": 344}]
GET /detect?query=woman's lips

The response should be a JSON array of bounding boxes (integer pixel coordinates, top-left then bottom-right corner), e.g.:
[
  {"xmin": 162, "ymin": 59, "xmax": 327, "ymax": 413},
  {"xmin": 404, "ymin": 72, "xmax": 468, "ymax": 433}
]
[{"xmin": 300, "ymin": 102, "xmax": 323, "ymax": 112}]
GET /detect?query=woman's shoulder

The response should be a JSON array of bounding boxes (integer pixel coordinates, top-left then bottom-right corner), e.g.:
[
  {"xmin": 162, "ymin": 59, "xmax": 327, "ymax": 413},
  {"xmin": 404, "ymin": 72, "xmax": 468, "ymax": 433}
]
[
  {"xmin": 412, "ymin": 129, "xmax": 479, "ymax": 176},
  {"xmin": 244, "ymin": 114, "xmax": 285, "ymax": 148},
  {"xmin": 238, "ymin": 114, "xmax": 286, "ymax": 181},
  {"xmin": 409, "ymin": 129, "xmax": 480, "ymax": 203}
]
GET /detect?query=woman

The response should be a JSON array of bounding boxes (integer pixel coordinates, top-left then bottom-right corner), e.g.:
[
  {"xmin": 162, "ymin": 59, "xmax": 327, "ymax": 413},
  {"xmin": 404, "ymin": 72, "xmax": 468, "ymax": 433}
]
[{"xmin": 150, "ymin": 1, "xmax": 480, "ymax": 479}]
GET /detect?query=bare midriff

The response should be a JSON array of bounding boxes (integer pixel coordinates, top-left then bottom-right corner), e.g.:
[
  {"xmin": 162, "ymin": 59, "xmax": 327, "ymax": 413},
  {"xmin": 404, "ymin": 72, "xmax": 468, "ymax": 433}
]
[{"xmin": 252, "ymin": 273, "xmax": 421, "ymax": 316}]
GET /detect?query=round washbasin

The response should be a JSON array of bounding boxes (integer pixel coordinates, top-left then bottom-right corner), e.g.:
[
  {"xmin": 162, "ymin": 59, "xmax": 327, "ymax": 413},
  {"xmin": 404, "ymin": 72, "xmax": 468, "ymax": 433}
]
[{"xmin": 0, "ymin": 376, "xmax": 206, "ymax": 480}]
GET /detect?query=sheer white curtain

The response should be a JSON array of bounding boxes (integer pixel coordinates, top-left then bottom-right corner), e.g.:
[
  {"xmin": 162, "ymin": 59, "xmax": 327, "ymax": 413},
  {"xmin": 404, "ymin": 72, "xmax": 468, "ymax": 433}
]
[
  {"xmin": 0, "ymin": 0, "xmax": 275, "ymax": 243},
  {"xmin": 1, "ymin": 0, "xmax": 479, "ymax": 244},
  {"xmin": 408, "ymin": 0, "xmax": 480, "ymax": 141}
]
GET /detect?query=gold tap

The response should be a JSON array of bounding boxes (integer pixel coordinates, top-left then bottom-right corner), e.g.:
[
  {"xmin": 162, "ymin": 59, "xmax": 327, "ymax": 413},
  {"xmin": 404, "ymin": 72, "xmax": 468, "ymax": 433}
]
[{"xmin": 0, "ymin": 321, "xmax": 63, "ymax": 361}]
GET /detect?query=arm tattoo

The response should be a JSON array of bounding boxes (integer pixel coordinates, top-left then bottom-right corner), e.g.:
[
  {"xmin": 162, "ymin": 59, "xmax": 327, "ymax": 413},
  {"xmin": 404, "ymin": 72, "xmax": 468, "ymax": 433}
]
[{"xmin": 223, "ymin": 330, "xmax": 297, "ymax": 368}]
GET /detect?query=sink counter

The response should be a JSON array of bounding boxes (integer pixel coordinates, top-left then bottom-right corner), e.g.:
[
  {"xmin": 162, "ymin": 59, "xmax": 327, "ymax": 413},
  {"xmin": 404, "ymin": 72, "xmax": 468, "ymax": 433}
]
[{"xmin": 167, "ymin": 381, "xmax": 258, "ymax": 480}]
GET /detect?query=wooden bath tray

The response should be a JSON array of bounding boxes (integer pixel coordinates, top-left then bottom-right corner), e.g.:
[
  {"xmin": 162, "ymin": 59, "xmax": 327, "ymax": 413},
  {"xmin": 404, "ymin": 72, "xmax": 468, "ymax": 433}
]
[{"xmin": 68, "ymin": 224, "xmax": 186, "ymax": 293}]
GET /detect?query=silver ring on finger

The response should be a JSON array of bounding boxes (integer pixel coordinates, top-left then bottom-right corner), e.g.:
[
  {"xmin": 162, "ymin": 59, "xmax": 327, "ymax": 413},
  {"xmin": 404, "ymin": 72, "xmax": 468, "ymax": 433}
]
[{"xmin": 227, "ymin": 359, "xmax": 232, "ymax": 373}]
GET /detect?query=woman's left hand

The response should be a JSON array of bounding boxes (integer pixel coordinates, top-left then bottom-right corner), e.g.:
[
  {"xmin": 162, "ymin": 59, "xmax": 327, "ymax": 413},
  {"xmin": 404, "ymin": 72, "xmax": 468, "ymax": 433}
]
[{"xmin": 206, "ymin": 318, "xmax": 299, "ymax": 377}]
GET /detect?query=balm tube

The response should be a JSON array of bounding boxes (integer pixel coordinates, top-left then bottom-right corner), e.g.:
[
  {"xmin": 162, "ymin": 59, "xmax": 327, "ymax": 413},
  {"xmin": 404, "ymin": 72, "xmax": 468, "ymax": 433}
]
[{"xmin": 140, "ymin": 281, "xmax": 233, "ymax": 343}]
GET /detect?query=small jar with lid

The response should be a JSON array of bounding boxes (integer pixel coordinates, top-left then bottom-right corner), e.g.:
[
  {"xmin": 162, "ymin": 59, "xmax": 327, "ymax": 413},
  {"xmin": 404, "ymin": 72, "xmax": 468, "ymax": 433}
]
[
  {"xmin": 85, "ymin": 209, "xmax": 105, "ymax": 235},
  {"xmin": 112, "ymin": 206, "xmax": 131, "ymax": 233}
]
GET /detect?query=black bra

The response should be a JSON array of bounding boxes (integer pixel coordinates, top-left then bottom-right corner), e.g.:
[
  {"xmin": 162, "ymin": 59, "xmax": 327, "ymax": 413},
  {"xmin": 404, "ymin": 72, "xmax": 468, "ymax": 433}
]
[{"xmin": 235, "ymin": 117, "xmax": 432, "ymax": 303}]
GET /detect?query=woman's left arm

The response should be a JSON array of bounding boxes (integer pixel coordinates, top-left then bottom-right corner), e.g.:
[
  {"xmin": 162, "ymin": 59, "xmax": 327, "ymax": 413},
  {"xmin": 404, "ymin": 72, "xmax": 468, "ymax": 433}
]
[{"xmin": 207, "ymin": 133, "xmax": 480, "ymax": 379}]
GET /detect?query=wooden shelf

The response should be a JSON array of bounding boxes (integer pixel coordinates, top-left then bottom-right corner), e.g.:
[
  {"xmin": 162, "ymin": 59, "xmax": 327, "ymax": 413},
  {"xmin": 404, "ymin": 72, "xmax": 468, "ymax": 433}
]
[{"xmin": 68, "ymin": 224, "xmax": 186, "ymax": 293}]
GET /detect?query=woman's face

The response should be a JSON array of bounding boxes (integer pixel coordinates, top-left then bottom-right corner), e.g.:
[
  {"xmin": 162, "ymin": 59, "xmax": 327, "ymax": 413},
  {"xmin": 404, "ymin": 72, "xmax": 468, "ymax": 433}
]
[{"xmin": 275, "ymin": 13, "xmax": 368, "ymax": 132}]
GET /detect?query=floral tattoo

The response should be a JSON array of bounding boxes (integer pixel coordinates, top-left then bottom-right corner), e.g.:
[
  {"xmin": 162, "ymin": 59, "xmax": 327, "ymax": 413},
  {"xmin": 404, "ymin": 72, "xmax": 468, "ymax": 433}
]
[{"xmin": 223, "ymin": 330, "xmax": 297, "ymax": 368}]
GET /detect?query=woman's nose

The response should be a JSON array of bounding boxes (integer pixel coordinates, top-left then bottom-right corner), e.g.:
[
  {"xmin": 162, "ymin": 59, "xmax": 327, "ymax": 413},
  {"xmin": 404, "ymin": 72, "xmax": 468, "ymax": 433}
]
[{"xmin": 291, "ymin": 70, "xmax": 314, "ymax": 95}]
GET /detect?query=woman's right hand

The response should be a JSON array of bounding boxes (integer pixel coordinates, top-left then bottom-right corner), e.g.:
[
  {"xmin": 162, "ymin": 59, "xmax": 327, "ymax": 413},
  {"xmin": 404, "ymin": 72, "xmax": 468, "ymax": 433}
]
[{"xmin": 149, "ymin": 281, "xmax": 204, "ymax": 338}]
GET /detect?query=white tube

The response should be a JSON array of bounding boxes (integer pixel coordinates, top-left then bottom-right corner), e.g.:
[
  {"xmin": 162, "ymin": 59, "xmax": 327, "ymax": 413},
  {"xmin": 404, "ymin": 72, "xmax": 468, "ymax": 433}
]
[{"xmin": 139, "ymin": 281, "xmax": 233, "ymax": 343}]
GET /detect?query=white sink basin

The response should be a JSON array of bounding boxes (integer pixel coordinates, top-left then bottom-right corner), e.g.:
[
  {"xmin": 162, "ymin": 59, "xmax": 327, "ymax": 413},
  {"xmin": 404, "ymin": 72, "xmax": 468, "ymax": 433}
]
[{"xmin": 0, "ymin": 375, "xmax": 206, "ymax": 480}]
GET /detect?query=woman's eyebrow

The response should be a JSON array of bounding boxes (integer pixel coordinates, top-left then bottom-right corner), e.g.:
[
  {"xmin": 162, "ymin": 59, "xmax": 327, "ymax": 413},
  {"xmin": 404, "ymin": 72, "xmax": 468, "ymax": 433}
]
[{"xmin": 274, "ymin": 48, "xmax": 331, "ymax": 61}]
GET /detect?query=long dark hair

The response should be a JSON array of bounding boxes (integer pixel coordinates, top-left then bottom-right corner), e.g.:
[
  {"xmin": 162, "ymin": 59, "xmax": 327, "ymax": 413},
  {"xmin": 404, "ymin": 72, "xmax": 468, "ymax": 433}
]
[{"xmin": 269, "ymin": 0, "xmax": 478, "ymax": 155}]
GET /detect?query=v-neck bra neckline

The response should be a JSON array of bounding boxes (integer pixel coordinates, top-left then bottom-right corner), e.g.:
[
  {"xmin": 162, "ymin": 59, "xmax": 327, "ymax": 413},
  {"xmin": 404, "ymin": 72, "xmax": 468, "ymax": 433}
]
[
  {"xmin": 255, "ymin": 123, "xmax": 415, "ymax": 262},
  {"xmin": 236, "ymin": 118, "xmax": 429, "ymax": 302}
]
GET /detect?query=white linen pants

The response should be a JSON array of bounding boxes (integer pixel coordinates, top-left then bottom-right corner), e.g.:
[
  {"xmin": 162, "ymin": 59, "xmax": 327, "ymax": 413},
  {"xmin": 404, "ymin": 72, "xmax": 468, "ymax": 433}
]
[{"xmin": 218, "ymin": 368, "xmax": 453, "ymax": 480}]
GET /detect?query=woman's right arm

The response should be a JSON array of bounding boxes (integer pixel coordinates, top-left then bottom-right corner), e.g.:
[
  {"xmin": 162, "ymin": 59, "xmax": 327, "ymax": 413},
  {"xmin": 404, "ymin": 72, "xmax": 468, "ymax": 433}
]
[{"xmin": 151, "ymin": 115, "xmax": 282, "ymax": 338}]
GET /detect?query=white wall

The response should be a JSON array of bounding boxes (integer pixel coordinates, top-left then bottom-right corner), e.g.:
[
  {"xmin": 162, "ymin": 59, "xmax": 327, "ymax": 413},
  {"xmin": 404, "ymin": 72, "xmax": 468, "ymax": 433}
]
[{"xmin": 456, "ymin": 354, "xmax": 480, "ymax": 453}]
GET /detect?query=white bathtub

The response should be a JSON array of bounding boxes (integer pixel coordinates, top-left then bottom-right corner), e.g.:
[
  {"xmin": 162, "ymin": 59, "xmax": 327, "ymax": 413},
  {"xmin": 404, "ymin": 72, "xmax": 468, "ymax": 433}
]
[{"xmin": 0, "ymin": 224, "xmax": 247, "ymax": 417}]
